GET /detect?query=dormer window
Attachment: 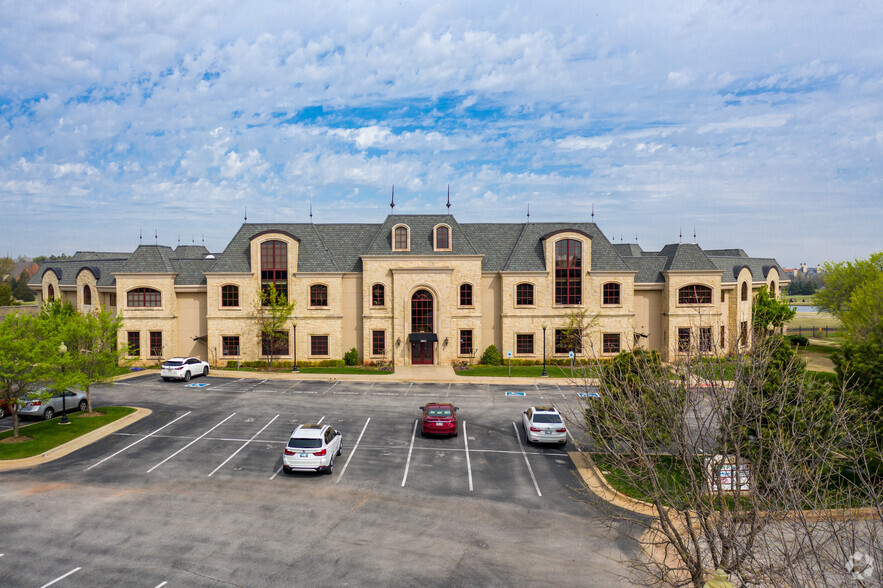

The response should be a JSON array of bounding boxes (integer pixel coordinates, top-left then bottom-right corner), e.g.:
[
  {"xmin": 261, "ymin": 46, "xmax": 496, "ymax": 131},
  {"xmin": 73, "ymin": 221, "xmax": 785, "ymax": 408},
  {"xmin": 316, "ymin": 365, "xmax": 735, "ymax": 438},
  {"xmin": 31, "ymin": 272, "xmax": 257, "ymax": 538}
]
[
  {"xmin": 434, "ymin": 225, "xmax": 451, "ymax": 251},
  {"xmin": 393, "ymin": 225, "xmax": 409, "ymax": 251}
]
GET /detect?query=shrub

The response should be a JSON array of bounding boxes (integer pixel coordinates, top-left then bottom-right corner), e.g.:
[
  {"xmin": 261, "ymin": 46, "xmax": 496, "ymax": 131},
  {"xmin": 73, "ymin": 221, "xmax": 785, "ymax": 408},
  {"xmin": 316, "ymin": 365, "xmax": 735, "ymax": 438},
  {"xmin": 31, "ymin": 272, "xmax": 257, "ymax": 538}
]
[
  {"xmin": 480, "ymin": 345, "xmax": 502, "ymax": 366},
  {"xmin": 226, "ymin": 361, "xmax": 239, "ymax": 369},
  {"xmin": 319, "ymin": 359, "xmax": 346, "ymax": 367},
  {"xmin": 788, "ymin": 335, "xmax": 809, "ymax": 346},
  {"xmin": 344, "ymin": 347, "xmax": 359, "ymax": 366}
]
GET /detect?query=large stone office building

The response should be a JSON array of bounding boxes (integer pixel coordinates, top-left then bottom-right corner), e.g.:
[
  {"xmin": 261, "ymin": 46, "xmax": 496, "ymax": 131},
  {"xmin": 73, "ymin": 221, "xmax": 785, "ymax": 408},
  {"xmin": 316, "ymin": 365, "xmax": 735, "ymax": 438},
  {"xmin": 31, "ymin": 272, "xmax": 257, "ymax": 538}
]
[{"xmin": 29, "ymin": 214, "xmax": 786, "ymax": 366}]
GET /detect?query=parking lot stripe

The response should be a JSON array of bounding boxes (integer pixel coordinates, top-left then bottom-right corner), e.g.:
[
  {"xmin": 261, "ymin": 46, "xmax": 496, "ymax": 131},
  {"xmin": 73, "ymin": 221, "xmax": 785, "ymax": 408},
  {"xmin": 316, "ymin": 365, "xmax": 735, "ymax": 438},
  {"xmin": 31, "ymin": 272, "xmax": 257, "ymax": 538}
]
[
  {"xmin": 316, "ymin": 415, "xmax": 325, "ymax": 424},
  {"xmin": 147, "ymin": 412, "xmax": 238, "ymax": 473},
  {"xmin": 407, "ymin": 382, "xmax": 413, "ymax": 394},
  {"xmin": 401, "ymin": 419, "xmax": 418, "ymax": 487},
  {"xmin": 208, "ymin": 415, "xmax": 279, "ymax": 477},
  {"xmin": 39, "ymin": 567, "xmax": 81, "ymax": 588},
  {"xmin": 211, "ymin": 378, "xmax": 244, "ymax": 389},
  {"xmin": 512, "ymin": 422, "xmax": 543, "ymax": 497},
  {"xmin": 85, "ymin": 412, "xmax": 192, "ymax": 471},
  {"xmin": 335, "ymin": 417, "xmax": 370, "ymax": 484},
  {"xmin": 154, "ymin": 582, "xmax": 168, "ymax": 588},
  {"xmin": 463, "ymin": 421, "xmax": 473, "ymax": 491}
]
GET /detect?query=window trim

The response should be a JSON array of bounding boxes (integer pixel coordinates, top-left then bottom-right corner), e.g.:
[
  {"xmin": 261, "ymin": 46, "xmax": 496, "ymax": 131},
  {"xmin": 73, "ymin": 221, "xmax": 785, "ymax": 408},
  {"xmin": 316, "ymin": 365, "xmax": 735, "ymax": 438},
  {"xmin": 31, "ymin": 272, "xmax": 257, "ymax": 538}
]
[
  {"xmin": 148, "ymin": 331, "xmax": 163, "ymax": 358},
  {"xmin": 515, "ymin": 282, "xmax": 535, "ymax": 307},
  {"xmin": 309, "ymin": 283, "xmax": 329, "ymax": 308},
  {"xmin": 371, "ymin": 283, "xmax": 386, "ymax": 307},
  {"xmin": 310, "ymin": 334, "xmax": 330, "ymax": 357},
  {"xmin": 554, "ymin": 238, "xmax": 583, "ymax": 306},
  {"xmin": 261, "ymin": 330, "xmax": 290, "ymax": 357},
  {"xmin": 602, "ymin": 333, "xmax": 621, "ymax": 355},
  {"xmin": 433, "ymin": 224, "xmax": 452, "ymax": 251},
  {"xmin": 220, "ymin": 284, "xmax": 240, "ymax": 308},
  {"xmin": 602, "ymin": 282, "xmax": 621, "ymax": 306},
  {"xmin": 221, "ymin": 335, "xmax": 241, "ymax": 357},
  {"xmin": 459, "ymin": 329, "xmax": 473, "ymax": 357},
  {"xmin": 127, "ymin": 331, "xmax": 140, "ymax": 358},
  {"xmin": 371, "ymin": 330, "xmax": 386, "ymax": 357},
  {"xmin": 392, "ymin": 224, "xmax": 410, "ymax": 251},
  {"xmin": 82, "ymin": 284, "xmax": 92, "ymax": 306},
  {"xmin": 260, "ymin": 239, "xmax": 289, "ymax": 305},
  {"xmin": 677, "ymin": 284, "xmax": 713, "ymax": 305},
  {"xmin": 515, "ymin": 333, "xmax": 535, "ymax": 356},
  {"xmin": 127, "ymin": 287, "xmax": 162, "ymax": 308}
]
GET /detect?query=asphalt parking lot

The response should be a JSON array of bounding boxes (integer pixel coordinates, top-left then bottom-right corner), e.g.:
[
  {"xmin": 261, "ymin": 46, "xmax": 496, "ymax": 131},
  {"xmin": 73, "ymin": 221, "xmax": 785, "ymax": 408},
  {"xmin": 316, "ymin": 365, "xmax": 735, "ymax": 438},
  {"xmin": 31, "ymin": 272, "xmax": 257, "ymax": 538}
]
[{"xmin": 0, "ymin": 375, "xmax": 637, "ymax": 587}]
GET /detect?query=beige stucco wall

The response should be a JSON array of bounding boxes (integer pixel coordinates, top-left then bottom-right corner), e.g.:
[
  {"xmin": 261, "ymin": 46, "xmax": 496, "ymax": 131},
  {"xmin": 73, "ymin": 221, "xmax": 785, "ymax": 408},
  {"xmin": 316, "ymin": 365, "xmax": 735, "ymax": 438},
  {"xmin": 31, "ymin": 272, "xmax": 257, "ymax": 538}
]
[
  {"xmin": 75, "ymin": 269, "xmax": 99, "ymax": 314},
  {"xmin": 176, "ymin": 292, "xmax": 207, "ymax": 359},
  {"xmin": 661, "ymin": 270, "xmax": 724, "ymax": 361},
  {"xmin": 633, "ymin": 288, "xmax": 663, "ymax": 352},
  {"xmin": 114, "ymin": 273, "xmax": 178, "ymax": 364}
]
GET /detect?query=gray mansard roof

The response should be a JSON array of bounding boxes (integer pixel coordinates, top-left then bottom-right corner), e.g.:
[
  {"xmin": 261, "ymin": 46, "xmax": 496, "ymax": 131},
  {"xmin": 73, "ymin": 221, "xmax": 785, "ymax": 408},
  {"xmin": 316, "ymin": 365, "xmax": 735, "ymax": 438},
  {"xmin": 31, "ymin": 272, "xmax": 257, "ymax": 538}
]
[{"xmin": 30, "ymin": 215, "xmax": 785, "ymax": 288}]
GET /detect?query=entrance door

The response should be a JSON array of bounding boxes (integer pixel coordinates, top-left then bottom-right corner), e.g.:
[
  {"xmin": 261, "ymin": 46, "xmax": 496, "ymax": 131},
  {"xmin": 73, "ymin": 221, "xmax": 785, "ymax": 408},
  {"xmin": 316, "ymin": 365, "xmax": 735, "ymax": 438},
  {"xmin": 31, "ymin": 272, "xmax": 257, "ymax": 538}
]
[{"xmin": 411, "ymin": 340, "xmax": 433, "ymax": 365}]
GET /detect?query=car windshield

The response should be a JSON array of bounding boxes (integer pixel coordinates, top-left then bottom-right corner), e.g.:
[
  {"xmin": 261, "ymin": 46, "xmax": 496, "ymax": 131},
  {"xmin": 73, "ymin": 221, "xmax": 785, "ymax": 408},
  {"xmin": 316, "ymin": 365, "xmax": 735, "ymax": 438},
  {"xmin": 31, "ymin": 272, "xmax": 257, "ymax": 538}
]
[
  {"xmin": 428, "ymin": 408, "xmax": 452, "ymax": 417},
  {"xmin": 533, "ymin": 414, "xmax": 562, "ymax": 424},
  {"xmin": 164, "ymin": 360, "xmax": 183, "ymax": 366},
  {"xmin": 288, "ymin": 438, "xmax": 322, "ymax": 449}
]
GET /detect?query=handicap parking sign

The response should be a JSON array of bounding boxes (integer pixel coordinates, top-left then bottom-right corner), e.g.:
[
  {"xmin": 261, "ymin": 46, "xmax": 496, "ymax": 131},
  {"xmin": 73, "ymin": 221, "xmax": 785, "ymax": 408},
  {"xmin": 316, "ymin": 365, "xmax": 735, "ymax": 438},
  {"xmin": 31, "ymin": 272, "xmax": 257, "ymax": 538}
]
[
  {"xmin": 185, "ymin": 383, "xmax": 209, "ymax": 388},
  {"xmin": 578, "ymin": 391, "xmax": 600, "ymax": 398},
  {"xmin": 505, "ymin": 391, "xmax": 525, "ymax": 397}
]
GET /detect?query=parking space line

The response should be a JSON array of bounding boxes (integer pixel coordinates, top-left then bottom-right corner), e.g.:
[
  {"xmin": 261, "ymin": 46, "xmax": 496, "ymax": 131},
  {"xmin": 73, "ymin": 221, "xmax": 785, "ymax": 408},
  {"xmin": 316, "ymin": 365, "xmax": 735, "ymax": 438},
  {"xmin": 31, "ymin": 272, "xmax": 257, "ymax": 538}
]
[
  {"xmin": 463, "ymin": 421, "xmax": 473, "ymax": 491},
  {"xmin": 512, "ymin": 422, "xmax": 542, "ymax": 497},
  {"xmin": 326, "ymin": 381, "xmax": 339, "ymax": 393},
  {"xmin": 211, "ymin": 378, "xmax": 245, "ymax": 389},
  {"xmin": 406, "ymin": 382, "xmax": 413, "ymax": 395},
  {"xmin": 147, "ymin": 412, "xmax": 237, "ymax": 473},
  {"xmin": 316, "ymin": 415, "xmax": 325, "ymax": 424},
  {"xmin": 335, "ymin": 417, "xmax": 370, "ymax": 484},
  {"xmin": 446, "ymin": 383, "xmax": 451, "ymax": 396},
  {"xmin": 86, "ymin": 412, "xmax": 191, "ymax": 471},
  {"xmin": 154, "ymin": 583, "xmax": 168, "ymax": 588},
  {"xmin": 208, "ymin": 415, "xmax": 279, "ymax": 477},
  {"xmin": 401, "ymin": 419, "xmax": 418, "ymax": 487},
  {"xmin": 39, "ymin": 567, "xmax": 81, "ymax": 588},
  {"xmin": 367, "ymin": 382, "xmax": 376, "ymax": 391}
]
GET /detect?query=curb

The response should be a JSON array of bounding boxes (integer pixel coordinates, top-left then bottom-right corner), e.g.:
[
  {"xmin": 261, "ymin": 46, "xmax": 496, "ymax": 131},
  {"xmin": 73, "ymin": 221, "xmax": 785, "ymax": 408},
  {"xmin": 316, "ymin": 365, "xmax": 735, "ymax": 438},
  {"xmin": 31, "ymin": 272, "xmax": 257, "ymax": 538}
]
[{"xmin": 0, "ymin": 407, "xmax": 151, "ymax": 471}]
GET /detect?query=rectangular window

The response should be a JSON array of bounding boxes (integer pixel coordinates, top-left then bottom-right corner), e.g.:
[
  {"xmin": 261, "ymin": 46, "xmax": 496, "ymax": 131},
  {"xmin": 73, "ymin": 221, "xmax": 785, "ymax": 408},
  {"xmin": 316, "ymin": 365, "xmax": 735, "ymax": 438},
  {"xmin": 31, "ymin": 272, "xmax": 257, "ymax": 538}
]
[
  {"xmin": 127, "ymin": 331, "xmax": 140, "ymax": 357},
  {"xmin": 602, "ymin": 283, "xmax": 621, "ymax": 305},
  {"xmin": 222, "ymin": 336, "xmax": 240, "ymax": 357},
  {"xmin": 515, "ymin": 283, "xmax": 534, "ymax": 306},
  {"xmin": 740, "ymin": 321, "xmax": 748, "ymax": 346},
  {"xmin": 459, "ymin": 284, "xmax": 473, "ymax": 307},
  {"xmin": 310, "ymin": 285, "xmax": 328, "ymax": 307},
  {"xmin": 602, "ymin": 333, "xmax": 620, "ymax": 354},
  {"xmin": 311, "ymin": 335, "xmax": 329, "ymax": 356},
  {"xmin": 555, "ymin": 329, "xmax": 582, "ymax": 354},
  {"xmin": 720, "ymin": 326, "xmax": 726, "ymax": 349},
  {"xmin": 372, "ymin": 331, "xmax": 385, "ymax": 356},
  {"xmin": 261, "ymin": 331, "xmax": 289, "ymax": 356},
  {"xmin": 221, "ymin": 285, "xmax": 239, "ymax": 307},
  {"xmin": 459, "ymin": 330, "xmax": 473, "ymax": 355},
  {"xmin": 149, "ymin": 331, "xmax": 162, "ymax": 357},
  {"xmin": 699, "ymin": 327, "xmax": 712, "ymax": 352},
  {"xmin": 678, "ymin": 328, "xmax": 691, "ymax": 353},
  {"xmin": 516, "ymin": 333, "xmax": 534, "ymax": 355},
  {"xmin": 109, "ymin": 293, "xmax": 117, "ymax": 307}
]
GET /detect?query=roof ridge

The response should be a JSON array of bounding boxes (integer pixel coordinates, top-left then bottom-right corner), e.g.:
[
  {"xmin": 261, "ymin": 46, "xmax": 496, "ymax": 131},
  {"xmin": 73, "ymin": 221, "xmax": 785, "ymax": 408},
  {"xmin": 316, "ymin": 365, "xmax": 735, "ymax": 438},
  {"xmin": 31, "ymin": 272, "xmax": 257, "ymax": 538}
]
[
  {"xmin": 501, "ymin": 223, "xmax": 530, "ymax": 271},
  {"xmin": 309, "ymin": 224, "xmax": 339, "ymax": 272}
]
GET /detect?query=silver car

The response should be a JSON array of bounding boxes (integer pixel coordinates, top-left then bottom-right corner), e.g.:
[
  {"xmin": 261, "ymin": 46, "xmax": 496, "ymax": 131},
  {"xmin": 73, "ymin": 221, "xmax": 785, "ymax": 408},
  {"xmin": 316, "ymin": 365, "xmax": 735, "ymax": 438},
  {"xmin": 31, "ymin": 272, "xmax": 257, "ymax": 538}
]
[
  {"xmin": 161, "ymin": 357, "xmax": 210, "ymax": 382},
  {"xmin": 18, "ymin": 389, "xmax": 88, "ymax": 421}
]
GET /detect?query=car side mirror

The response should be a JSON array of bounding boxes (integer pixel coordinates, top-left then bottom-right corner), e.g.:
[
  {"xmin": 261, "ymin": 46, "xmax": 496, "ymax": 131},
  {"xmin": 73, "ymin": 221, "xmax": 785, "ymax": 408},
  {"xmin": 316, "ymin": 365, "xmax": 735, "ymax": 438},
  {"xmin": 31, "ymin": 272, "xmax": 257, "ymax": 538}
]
[
  {"xmin": 523, "ymin": 410, "xmax": 527, "ymax": 414},
  {"xmin": 335, "ymin": 431, "xmax": 341, "ymax": 436},
  {"xmin": 454, "ymin": 407, "xmax": 459, "ymax": 411},
  {"xmin": 419, "ymin": 406, "xmax": 425, "ymax": 411}
]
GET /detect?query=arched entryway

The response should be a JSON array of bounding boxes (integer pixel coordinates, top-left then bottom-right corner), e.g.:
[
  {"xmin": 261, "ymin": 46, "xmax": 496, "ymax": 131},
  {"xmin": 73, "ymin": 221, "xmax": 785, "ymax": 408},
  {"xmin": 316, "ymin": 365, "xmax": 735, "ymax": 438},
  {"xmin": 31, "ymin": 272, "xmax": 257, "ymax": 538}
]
[{"xmin": 410, "ymin": 289, "xmax": 435, "ymax": 364}]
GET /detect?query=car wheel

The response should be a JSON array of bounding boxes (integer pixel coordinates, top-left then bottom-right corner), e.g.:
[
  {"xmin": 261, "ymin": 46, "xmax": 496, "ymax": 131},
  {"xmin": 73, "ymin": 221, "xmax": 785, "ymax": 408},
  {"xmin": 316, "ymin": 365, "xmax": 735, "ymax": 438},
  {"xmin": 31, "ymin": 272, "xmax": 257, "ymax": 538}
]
[
  {"xmin": 336, "ymin": 445, "xmax": 342, "ymax": 457},
  {"xmin": 78, "ymin": 399, "xmax": 87, "ymax": 412},
  {"xmin": 184, "ymin": 371, "xmax": 191, "ymax": 382},
  {"xmin": 0, "ymin": 406, "xmax": 5, "ymax": 418},
  {"xmin": 43, "ymin": 407, "xmax": 55, "ymax": 420},
  {"xmin": 283, "ymin": 466, "xmax": 291, "ymax": 474},
  {"xmin": 452, "ymin": 429, "xmax": 458, "ymax": 437},
  {"xmin": 325, "ymin": 457, "xmax": 334, "ymax": 475},
  {"xmin": 203, "ymin": 366, "xmax": 209, "ymax": 377}
]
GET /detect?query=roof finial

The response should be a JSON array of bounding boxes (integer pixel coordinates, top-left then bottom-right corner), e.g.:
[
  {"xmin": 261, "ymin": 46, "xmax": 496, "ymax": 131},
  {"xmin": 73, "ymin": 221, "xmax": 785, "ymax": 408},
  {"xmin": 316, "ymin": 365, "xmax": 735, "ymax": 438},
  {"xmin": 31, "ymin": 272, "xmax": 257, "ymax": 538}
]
[
  {"xmin": 192, "ymin": 235, "xmax": 195, "ymax": 244},
  {"xmin": 446, "ymin": 185, "xmax": 451, "ymax": 212},
  {"xmin": 527, "ymin": 203, "xmax": 530, "ymax": 223},
  {"xmin": 244, "ymin": 206, "xmax": 247, "ymax": 223},
  {"xmin": 202, "ymin": 234, "xmax": 205, "ymax": 246},
  {"xmin": 390, "ymin": 185, "xmax": 395, "ymax": 211},
  {"xmin": 693, "ymin": 227, "xmax": 697, "ymax": 243},
  {"xmin": 139, "ymin": 229, "xmax": 142, "ymax": 245},
  {"xmin": 679, "ymin": 228, "xmax": 683, "ymax": 243},
  {"xmin": 309, "ymin": 202, "xmax": 313, "ymax": 223},
  {"xmin": 177, "ymin": 233, "xmax": 180, "ymax": 246},
  {"xmin": 591, "ymin": 203, "xmax": 595, "ymax": 222},
  {"xmin": 154, "ymin": 228, "xmax": 158, "ymax": 245},
  {"xmin": 635, "ymin": 233, "xmax": 638, "ymax": 243}
]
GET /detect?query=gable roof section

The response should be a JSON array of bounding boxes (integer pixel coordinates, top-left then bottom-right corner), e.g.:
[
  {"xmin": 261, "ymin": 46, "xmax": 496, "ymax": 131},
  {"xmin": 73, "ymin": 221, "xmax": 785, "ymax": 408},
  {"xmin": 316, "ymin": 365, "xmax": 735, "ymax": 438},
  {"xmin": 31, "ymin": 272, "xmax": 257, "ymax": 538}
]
[
  {"xmin": 119, "ymin": 245, "xmax": 176, "ymax": 273},
  {"xmin": 210, "ymin": 223, "xmax": 346, "ymax": 273},
  {"xmin": 657, "ymin": 243, "xmax": 719, "ymax": 272},
  {"xmin": 707, "ymin": 255, "xmax": 786, "ymax": 282},
  {"xmin": 364, "ymin": 214, "xmax": 478, "ymax": 257},
  {"xmin": 29, "ymin": 252, "xmax": 130, "ymax": 288}
]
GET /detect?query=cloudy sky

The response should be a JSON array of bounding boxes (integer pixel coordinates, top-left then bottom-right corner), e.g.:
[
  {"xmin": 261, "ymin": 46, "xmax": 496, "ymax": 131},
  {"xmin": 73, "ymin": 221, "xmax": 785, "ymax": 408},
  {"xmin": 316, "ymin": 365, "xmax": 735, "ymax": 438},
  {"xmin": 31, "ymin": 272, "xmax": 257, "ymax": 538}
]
[{"xmin": 1, "ymin": 1, "xmax": 880, "ymax": 266}]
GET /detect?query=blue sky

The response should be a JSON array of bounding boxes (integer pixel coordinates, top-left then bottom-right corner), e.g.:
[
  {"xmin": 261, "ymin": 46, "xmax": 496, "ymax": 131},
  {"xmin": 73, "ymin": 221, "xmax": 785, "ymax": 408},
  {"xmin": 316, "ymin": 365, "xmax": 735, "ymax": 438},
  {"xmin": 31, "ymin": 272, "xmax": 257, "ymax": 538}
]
[{"xmin": 1, "ymin": 1, "xmax": 881, "ymax": 267}]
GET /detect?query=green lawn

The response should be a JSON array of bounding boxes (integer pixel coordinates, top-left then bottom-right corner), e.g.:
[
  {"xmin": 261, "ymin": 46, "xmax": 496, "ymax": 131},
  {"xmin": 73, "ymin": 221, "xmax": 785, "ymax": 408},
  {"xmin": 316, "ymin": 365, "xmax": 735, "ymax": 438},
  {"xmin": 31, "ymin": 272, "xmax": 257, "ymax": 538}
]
[
  {"xmin": 218, "ymin": 365, "xmax": 393, "ymax": 375},
  {"xmin": 455, "ymin": 364, "xmax": 599, "ymax": 378},
  {"xmin": 0, "ymin": 406, "xmax": 136, "ymax": 460}
]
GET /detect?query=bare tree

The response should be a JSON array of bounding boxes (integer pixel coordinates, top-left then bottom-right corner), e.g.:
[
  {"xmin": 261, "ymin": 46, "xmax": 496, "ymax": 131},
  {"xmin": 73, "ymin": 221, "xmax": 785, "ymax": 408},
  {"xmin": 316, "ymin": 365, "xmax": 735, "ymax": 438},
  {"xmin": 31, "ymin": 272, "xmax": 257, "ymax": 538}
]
[{"xmin": 564, "ymin": 336, "xmax": 881, "ymax": 587}]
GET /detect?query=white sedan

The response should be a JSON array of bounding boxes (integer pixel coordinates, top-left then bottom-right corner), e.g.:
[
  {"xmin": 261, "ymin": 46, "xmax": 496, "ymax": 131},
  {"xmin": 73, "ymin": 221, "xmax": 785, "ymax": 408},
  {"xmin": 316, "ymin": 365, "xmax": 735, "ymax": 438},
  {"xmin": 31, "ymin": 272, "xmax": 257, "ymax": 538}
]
[
  {"xmin": 161, "ymin": 357, "xmax": 209, "ymax": 382},
  {"xmin": 522, "ymin": 406, "xmax": 567, "ymax": 445}
]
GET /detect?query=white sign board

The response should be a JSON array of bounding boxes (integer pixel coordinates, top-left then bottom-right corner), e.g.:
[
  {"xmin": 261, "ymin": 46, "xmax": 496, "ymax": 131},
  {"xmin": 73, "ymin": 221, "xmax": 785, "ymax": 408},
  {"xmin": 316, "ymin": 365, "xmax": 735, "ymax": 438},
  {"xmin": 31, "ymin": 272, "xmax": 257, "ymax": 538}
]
[
  {"xmin": 706, "ymin": 455, "xmax": 751, "ymax": 493},
  {"xmin": 507, "ymin": 351, "xmax": 512, "ymax": 358},
  {"xmin": 569, "ymin": 351, "xmax": 574, "ymax": 359}
]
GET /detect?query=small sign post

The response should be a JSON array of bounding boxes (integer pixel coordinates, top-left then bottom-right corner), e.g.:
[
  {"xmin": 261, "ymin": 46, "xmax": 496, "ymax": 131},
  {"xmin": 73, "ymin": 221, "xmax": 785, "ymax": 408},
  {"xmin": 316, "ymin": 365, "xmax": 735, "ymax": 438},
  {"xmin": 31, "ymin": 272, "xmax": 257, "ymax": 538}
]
[
  {"xmin": 569, "ymin": 350, "xmax": 574, "ymax": 377},
  {"xmin": 507, "ymin": 351, "xmax": 512, "ymax": 377}
]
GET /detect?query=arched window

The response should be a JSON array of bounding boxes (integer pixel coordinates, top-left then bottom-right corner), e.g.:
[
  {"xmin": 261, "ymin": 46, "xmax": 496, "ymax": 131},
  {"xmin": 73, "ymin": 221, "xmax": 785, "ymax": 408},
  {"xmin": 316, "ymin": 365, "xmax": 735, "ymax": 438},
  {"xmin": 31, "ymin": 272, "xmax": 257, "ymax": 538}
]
[
  {"xmin": 435, "ymin": 226, "xmax": 450, "ymax": 250},
  {"xmin": 83, "ymin": 285, "xmax": 92, "ymax": 306},
  {"xmin": 47, "ymin": 284, "xmax": 55, "ymax": 300},
  {"xmin": 260, "ymin": 240, "xmax": 288, "ymax": 303},
  {"xmin": 310, "ymin": 284, "xmax": 328, "ymax": 307},
  {"xmin": 602, "ymin": 282, "xmax": 620, "ymax": 305},
  {"xmin": 221, "ymin": 285, "xmax": 239, "ymax": 307},
  {"xmin": 372, "ymin": 283, "xmax": 385, "ymax": 307},
  {"xmin": 555, "ymin": 239, "xmax": 582, "ymax": 305},
  {"xmin": 678, "ymin": 284, "xmax": 713, "ymax": 305},
  {"xmin": 411, "ymin": 290, "xmax": 433, "ymax": 333},
  {"xmin": 516, "ymin": 283, "xmax": 534, "ymax": 306},
  {"xmin": 127, "ymin": 287, "xmax": 161, "ymax": 308},
  {"xmin": 459, "ymin": 283, "xmax": 473, "ymax": 307},
  {"xmin": 741, "ymin": 282, "xmax": 748, "ymax": 301},
  {"xmin": 770, "ymin": 281, "xmax": 776, "ymax": 295},
  {"xmin": 394, "ymin": 226, "xmax": 409, "ymax": 251}
]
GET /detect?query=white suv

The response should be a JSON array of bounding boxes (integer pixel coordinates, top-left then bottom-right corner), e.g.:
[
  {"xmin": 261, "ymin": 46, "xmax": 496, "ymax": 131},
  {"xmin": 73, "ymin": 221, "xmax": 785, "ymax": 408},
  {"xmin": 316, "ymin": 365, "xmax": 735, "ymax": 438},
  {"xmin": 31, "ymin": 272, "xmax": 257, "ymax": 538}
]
[
  {"xmin": 161, "ymin": 357, "xmax": 209, "ymax": 382},
  {"xmin": 283, "ymin": 424, "xmax": 343, "ymax": 474},
  {"xmin": 522, "ymin": 406, "xmax": 567, "ymax": 445}
]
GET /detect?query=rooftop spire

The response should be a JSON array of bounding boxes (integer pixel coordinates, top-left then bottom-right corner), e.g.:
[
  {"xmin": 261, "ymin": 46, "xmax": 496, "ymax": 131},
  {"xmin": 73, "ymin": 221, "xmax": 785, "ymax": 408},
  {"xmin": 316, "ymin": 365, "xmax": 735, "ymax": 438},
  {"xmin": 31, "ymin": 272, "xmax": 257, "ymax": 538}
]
[
  {"xmin": 390, "ymin": 185, "xmax": 395, "ymax": 211},
  {"xmin": 591, "ymin": 203, "xmax": 595, "ymax": 222},
  {"xmin": 154, "ymin": 228, "xmax": 158, "ymax": 245},
  {"xmin": 679, "ymin": 228, "xmax": 683, "ymax": 244},
  {"xmin": 244, "ymin": 206, "xmax": 247, "ymax": 223},
  {"xmin": 139, "ymin": 229, "xmax": 142, "ymax": 245},
  {"xmin": 527, "ymin": 203, "xmax": 530, "ymax": 223},
  {"xmin": 693, "ymin": 227, "xmax": 697, "ymax": 243},
  {"xmin": 446, "ymin": 185, "xmax": 451, "ymax": 212},
  {"xmin": 309, "ymin": 203, "xmax": 313, "ymax": 223}
]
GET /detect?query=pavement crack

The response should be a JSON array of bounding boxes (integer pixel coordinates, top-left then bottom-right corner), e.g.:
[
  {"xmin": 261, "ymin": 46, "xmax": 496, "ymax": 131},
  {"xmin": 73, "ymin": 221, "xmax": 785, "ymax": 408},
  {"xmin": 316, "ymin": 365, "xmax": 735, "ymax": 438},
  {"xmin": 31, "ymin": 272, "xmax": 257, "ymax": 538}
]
[{"xmin": 173, "ymin": 565, "xmax": 245, "ymax": 587}]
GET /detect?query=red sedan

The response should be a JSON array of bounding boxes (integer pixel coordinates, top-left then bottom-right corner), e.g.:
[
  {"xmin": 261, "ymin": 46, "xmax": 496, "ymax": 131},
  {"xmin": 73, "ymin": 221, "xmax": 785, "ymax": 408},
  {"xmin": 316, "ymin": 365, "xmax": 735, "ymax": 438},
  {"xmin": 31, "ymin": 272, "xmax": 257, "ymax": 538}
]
[{"xmin": 420, "ymin": 403, "xmax": 459, "ymax": 437}]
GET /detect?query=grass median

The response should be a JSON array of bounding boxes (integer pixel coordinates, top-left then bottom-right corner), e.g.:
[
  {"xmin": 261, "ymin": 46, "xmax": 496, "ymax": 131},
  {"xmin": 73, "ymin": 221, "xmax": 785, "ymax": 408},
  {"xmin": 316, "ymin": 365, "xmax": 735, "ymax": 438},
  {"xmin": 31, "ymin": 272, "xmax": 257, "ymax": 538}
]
[
  {"xmin": 0, "ymin": 407, "xmax": 136, "ymax": 460},
  {"xmin": 455, "ymin": 364, "xmax": 599, "ymax": 378}
]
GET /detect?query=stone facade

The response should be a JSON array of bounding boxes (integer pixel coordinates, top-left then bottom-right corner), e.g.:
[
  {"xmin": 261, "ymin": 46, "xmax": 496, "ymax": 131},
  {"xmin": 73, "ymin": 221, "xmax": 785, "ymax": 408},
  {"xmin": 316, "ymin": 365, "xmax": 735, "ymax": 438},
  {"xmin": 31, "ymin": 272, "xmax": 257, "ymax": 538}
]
[{"xmin": 29, "ymin": 215, "xmax": 788, "ymax": 365}]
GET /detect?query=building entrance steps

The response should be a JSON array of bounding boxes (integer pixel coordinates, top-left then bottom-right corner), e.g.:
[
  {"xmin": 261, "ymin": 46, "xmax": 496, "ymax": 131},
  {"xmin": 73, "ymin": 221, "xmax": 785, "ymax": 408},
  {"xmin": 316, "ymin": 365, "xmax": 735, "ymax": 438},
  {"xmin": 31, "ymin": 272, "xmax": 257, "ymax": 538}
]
[{"xmin": 393, "ymin": 364, "xmax": 457, "ymax": 382}]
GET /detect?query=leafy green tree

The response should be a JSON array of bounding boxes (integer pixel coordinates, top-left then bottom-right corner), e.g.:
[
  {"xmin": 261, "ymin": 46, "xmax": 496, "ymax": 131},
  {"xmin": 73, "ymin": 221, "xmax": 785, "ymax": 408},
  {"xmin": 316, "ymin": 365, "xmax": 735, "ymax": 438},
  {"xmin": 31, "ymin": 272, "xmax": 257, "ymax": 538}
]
[
  {"xmin": 0, "ymin": 282, "xmax": 12, "ymax": 306},
  {"xmin": 56, "ymin": 309, "xmax": 127, "ymax": 413},
  {"xmin": 343, "ymin": 348, "xmax": 359, "ymax": 366},
  {"xmin": 479, "ymin": 345, "xmax": 502, "ymax": 366},
  {"xmin": 12, "ymin": 270, "xmax": 35, "ymax": 301},
  {"xmin": 0, "ymin": 313, "xmax": 50, "ymax": 437},
  {"xmin": 252, "ymin": 283, "xmax": 296, "ymax": 371},
  {"xmin": 752, "ymin": 285, "xmax": 795, "ymax": 336},
  {"xmin": 0, "ymin": 256, "xmax": 13, "ymax": 281},
  {"xmin": 815, "ymin": 251, "xmax": 883, "ymax": 321}
]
